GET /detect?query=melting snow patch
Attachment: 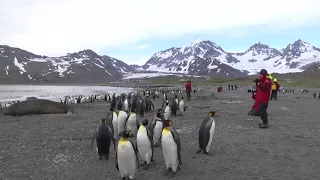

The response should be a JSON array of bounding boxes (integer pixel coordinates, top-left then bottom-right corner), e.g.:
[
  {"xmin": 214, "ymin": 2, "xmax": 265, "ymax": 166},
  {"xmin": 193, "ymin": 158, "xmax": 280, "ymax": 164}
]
[
  {"xmin": 92, "ymin": 62, "xmax": 104, "ymax": 69},
  {"xmin": 96, "ymin": 58, "xmax": 106, "ymax": 66},
  {"xmin": 105, "ymin": 70, "xmax": 113, "ymax": 76},
  {"xmin": 122, "ymin": 72, "xmax": 200, "ymax": 79},
  {"xmin": 13, "ymin": 57, "xmax": 26, "ymax": 74},
  {"xmin": 30, "ymin": 58, "xmax": 47, "ymax": 62},
  {"xmin": 72, "ymin": 58, "xmax": 86, "ymax": 64}
]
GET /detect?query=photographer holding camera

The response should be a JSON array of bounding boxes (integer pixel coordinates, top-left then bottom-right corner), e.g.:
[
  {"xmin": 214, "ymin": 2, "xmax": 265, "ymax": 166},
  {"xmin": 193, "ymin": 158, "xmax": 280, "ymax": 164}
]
[{"xmin": 249, "ymin": 69, "xmax": 272, "ymax": 128}]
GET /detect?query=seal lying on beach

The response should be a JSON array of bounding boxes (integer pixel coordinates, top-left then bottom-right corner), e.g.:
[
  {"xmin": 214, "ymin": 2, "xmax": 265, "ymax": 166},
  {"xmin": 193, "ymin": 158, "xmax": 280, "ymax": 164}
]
[{"xmin": 3, "ymin": 99, "xmax": 70, "ymax": 116}]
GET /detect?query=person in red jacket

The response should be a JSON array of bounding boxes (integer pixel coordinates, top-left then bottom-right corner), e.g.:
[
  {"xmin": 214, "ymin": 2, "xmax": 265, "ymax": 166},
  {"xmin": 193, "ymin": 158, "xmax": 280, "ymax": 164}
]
[
  {"xmin": 185, "ymin": 80, "xmax": 192, "ymax": 101},
  {"xmin": 248, "ymin": 69, "xmax": 272, "ymax": 128}
]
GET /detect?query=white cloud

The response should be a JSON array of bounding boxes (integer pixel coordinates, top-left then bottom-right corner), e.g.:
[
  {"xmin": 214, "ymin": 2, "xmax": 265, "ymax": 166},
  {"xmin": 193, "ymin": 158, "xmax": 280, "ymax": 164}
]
[
  {"xmin": 136, "ymin": 44, "xmax": 151, "ymax": 49},
  {"xmin": 0, "ymin": 0, "xmax": 320, "ymax": 57}
]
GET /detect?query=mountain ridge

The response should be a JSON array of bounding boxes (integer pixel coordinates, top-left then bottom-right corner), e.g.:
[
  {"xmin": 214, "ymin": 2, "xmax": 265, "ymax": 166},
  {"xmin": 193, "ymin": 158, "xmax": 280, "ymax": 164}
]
[
  {"xmin": 1, "ymin": 38, "xmax": 320, "ymax": 84},
  {"xmin": 140, "ymin": 39, "xmax": 320, "ymax": 77}
]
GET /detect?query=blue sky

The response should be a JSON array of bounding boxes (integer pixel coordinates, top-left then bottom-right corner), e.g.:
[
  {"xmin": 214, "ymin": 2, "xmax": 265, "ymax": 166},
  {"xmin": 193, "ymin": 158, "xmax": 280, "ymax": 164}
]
[{"xmin": 1, "ymin": 0, "xmax": 320, "ymax": 65}]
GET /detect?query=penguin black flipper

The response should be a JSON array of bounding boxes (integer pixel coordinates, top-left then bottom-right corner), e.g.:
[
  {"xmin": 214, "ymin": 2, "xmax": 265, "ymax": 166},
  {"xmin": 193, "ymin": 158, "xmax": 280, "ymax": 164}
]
[
  {"xmin": 130, "ymin": 140, "xmax": 141, "ymax": 172},
  {"xmin": 146, "ymin": 126, "xmax": 155, "ymax": 157},
  {"xmin": 115, "ymin": 150, "xmax": 119, "ymax": 170},
  {"xmin": 135, "ymin": 118, "xmax": 139, "ymax": 130},
  {"xmin": 90, "ymin": 131, "xmax": 98, "ymax": 151},
  {"xmin": 109, "ymin": 126, "xmax": 116, "ymax": 152},
  {"xmin": 169, "ymin": 126, "xmax": 182, "ymax": 166},
  {"xmin": 199, "ymin": 117, "xmax": 212, "ymax": 151}
]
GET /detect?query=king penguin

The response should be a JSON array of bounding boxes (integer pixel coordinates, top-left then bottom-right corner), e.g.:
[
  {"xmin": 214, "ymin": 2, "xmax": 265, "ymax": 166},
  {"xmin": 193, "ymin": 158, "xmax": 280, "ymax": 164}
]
[
  {"xmin": 124, "ymin": 98, "xmax": 130, "ymax": 112},
  {"xmin": 112, "ymin": 110, "xmax": 119, "ymax": 139},
  {"xmin": 116, "ymin": 131, "xmax": 140, "ymax": 180},
  {"xmin": 136, "ymin": 119, "xmax": 154, "ymax": 170},
  {"xmin": 117, "ymin": 110, "xmax": 128, "ymax": 136},
  {"xmin": 161, "ymin": 119, "xmax": 182, "ymax": 176},
  {"xmin": 91, "ymin": 118, "xmax": 116, "ymax": 160},
  {"xmin": 126, "ymin": 109, "xmax": 140, "ymax": 137},
  {"xmin": 163, "ymin": 101, "xmax": 171, "ymax": 120},
  {"xmin": 179, "ymin": 97, "xmax": 185, "ymax": 113},
  {"xmin": 106, "ymin": 107, "xmax": 115, "ymax": 135},
  {"xmin": 149, "ymin": 110, "xmax": 164, "ymax": 147},
  {"xmin": 197, "ymin": 111, "xmax": 216, "ymax": 156}
]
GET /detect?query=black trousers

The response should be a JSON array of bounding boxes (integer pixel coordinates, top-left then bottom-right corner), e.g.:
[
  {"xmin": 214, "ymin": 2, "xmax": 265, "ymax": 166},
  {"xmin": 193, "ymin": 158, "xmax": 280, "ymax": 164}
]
[
  {"xmin": 186, "ymin": 90, "xmax": 191, "ymax": 100},
  {"xmin": 270, "ymin": 90, "xmax": 278, "ymax": 100},
  {"xmin": 259, "ymin": 103, "xmax": 268, "ymax": 125}
]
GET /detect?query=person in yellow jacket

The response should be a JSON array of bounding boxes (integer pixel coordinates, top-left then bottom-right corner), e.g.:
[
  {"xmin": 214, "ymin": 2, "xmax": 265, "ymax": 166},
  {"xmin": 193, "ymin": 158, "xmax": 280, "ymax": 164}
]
[{"xmin": 270, "ymin": 78, "xmax": 280, "ymax": 100}]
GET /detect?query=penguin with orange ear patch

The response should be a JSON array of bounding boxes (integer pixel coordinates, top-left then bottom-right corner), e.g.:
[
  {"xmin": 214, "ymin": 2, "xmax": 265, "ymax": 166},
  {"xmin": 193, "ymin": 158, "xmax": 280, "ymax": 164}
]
[
  {"xmin": 161, "ymin": 119, "xmax": 181, "ymax": 177},
  {"xmin": 197, "ymin": 111, "xmax": 216, "ymax": 156}
]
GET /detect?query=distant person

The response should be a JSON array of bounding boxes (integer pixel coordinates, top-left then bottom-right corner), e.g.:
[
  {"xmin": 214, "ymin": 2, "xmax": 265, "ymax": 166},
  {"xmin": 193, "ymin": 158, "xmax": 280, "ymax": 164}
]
[
  {"xmin": 235, "ymin": 84, "xmax": 238, "ymax": 90},
  {"xmin": 228, "ymin": 84, "xmax": 231, "ymax": 90},
  {"xmin": 248, "ymin": 69, "xmax": 272, "ymax": 128},
  {"xmin": 185, "ymin": 79, "xmax": 192, "ymax": 101},
  {"xmin": 270, "ymin": 78, "xmax": 280, "ymax": 100},
  {"xmin": 231, "ymin": 84, "xmax": 234, "ymax": 90}
]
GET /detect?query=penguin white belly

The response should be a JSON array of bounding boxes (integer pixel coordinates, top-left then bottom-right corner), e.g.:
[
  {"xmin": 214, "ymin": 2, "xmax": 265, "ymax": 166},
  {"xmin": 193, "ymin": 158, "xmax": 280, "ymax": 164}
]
[
  {"xmin": 126, "ymin": 114, "xmax": 137, "ymax": 136},
  {"xmin": 206, "ymin": 121, "xmax": 216, "ymax": 152},
  {"xmin": 179, "ymin": 101, "xmax": 185, "ymax": 111},
  {"xmin": 117, "ymin": 111, "xmax": 128, "ymax": 135},
  {"xmin": 117, "ymin": 141, "xmax": 137, "ymax": 179},
  {"xmin": 153, "ymin": 121, "xmax": 163, "ymax": 145},
  {"xmin": 137, "ymin": 130, "xmax": 152, "ymax": 163},
  {"xmin": 161, "ymin": 131, "xmax": 179, "ymax": 172},
  {"xmin": 112, "ymin": 112, "xmax": 118, "ymax": 138},
  {"xmin": 164, "ymin": 107, "xmax": 171, "ymax": 120},
  {"xmin": 124, "ymin": 100, "xmax": 129, "ymax": 111}
]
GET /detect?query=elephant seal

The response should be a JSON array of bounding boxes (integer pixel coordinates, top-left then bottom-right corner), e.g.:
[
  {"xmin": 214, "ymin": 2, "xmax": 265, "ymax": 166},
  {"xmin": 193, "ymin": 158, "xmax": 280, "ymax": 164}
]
[{"xmin": 4, "ymin": 99, "xmax": 70, "ymax": 116}]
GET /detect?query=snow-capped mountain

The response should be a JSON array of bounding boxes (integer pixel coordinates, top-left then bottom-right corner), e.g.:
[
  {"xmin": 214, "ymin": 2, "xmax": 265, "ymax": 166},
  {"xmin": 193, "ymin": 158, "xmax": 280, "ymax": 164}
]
[
  {"xmin": 141, "ymin": 39, "xmax": 320, "ymax": 77},
  {"xmin": 0, "ymin": 45, "xmax": 134, "ymax": 84}
]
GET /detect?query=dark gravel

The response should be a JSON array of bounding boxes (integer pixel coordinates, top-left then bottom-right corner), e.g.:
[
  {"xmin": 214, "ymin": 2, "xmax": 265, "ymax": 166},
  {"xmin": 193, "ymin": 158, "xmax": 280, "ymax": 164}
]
[{"xmin": 1, "ymin": 87, "xmax": 320, "ymax": 180}]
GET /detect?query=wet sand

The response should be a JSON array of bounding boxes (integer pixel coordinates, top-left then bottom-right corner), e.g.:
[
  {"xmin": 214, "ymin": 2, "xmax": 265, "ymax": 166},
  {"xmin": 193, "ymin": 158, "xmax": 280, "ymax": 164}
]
[{"xmin": 1, "ymin": 87, "xmax": 320, "ymax": 180}]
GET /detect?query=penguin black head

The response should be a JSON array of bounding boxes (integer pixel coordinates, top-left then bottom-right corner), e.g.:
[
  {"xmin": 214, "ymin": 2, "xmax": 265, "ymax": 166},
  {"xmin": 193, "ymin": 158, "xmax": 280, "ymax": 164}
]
[
  {"xmin": 131, "ymin": 109, "xmax": 135, "ymax": 113},
  {"xmin": 165, "ymin": 101, "xmax": 169, "ymax": 105},
  {"xmin": 142, "ymin": 119, "xmax": 149, "ymax": 126},
  {"xmin": 100, "ymin": 118, "xmax": 107, "ymax": 124},
  {"xmin": 120, "ymin": 131, "xmax": 130, "ymax": 139},
  {"xmin": 181, "ymin": 97, "xmax": 184, "ymax": 100},
  {"xmin": 158, "ymin": 108, "xmax": 162, "ymax": 113},
  {"xmin": 110, "ymin": 107, "xmax": 115, "ymax": 111},
  {"xmin": 208, "ymin": 111, "xmax": 215, "ymax": 117},
  {"xmin": 163, "ymin": 120, "xmax": 173, "ymax": 127}
]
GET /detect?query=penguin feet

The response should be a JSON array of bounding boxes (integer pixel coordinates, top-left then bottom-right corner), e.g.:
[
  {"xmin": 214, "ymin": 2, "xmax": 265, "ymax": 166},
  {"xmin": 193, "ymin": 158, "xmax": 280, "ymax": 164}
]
[
  {"xmin": 163, "ymin": 167, "xmax": 172, "ymax": 175},
  {"xmin": 142, "ymin": 163, "xmax": 149, "ymax": 170},
  {"xmin": 168, "ymin": 171, "xmax": 176, "ymax": 178},
  {"xmin": 196, "ymin": 149, "xmax": 202, "ymax": 154},
  {"xmin": 203, "ymin": 151, "xmax": 213, "ymax": 156},
  {"xmin": 99, "ymin": 156, "xmax": 103, "ymax": 160},
  {"xmin": 140, "ymin": 161, "xmax": 147, "ymax": 167},
  {"xmin": 154, "ymin": 144, "xmax": 161, "ymax": 148}
]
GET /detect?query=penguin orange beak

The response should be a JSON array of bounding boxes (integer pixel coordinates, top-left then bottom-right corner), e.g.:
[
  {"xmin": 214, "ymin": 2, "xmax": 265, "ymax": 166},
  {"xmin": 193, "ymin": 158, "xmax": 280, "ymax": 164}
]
[{"xmin": 169, "ymin": 121, "xmax": 173, "ymax": 126}]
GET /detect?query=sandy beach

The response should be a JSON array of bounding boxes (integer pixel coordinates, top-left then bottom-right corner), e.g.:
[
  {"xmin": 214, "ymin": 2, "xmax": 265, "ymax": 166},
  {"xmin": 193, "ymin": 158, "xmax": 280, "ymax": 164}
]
[{"xmin": 1, "ymin": 86, "xmax": 319, "ymax": 180}]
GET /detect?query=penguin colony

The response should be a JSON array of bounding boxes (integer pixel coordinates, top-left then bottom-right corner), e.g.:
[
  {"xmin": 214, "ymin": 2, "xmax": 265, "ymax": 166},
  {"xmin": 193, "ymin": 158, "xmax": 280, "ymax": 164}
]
[{"xmin": 90, "ymin": 88, "xmax": 213, "ymax": 179}]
